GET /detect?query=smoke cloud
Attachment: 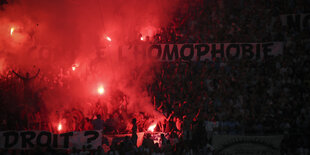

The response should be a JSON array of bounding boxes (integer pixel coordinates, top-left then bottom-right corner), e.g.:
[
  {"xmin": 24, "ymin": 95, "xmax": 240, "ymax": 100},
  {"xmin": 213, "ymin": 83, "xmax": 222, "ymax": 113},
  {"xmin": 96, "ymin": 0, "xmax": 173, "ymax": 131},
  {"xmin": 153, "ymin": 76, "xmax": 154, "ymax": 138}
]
[{"xmin": 0, "ymin": 0, "xmax": 180, "ymax": 131}]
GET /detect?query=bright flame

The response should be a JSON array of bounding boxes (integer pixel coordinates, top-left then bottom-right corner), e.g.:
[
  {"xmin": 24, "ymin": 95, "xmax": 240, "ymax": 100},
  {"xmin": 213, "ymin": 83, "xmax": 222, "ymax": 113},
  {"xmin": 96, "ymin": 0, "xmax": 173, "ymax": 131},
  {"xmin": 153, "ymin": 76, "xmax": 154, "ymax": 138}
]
[
  {"xmin": 58, "ymin": 123, "xmax": 62, "ymax": 131},
  {"xmin": 140, "ymin": 36, "xmax": 144, "ymax": 41},
  {"xmin": 147, "ymin": 123, "xmax": 156, "ymax": 132},
  {"xmin": 10, "ymin": 27, "xmax": 14, "ymax": 36},
  {"xmin": 106, "ymin": 36, "xmax": 111, "ymax": 42},
  {"xmin": 72, "ymin": 64, "xmax": 79, "ymax": 71},
  {"xmin": 98, "ymin": 86, "xmax": 104, "ymax": 95}
]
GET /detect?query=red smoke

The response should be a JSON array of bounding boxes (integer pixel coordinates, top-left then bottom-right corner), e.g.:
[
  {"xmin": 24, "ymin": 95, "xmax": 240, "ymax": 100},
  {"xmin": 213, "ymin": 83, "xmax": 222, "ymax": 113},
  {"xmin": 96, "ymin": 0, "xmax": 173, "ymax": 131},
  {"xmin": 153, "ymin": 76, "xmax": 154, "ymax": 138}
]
[{"xmin": 0, "ymin": 0, "xmax": 181, "ymax": 132}]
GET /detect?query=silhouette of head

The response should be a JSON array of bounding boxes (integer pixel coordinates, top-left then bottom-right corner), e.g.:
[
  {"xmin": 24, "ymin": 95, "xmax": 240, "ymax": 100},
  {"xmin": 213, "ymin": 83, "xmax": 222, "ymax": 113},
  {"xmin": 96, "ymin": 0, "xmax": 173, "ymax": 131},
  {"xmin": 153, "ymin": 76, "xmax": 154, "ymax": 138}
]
[
  {"xmin": 132, "ymin": 118, "xmax": 136, "ymax": 124},
  {"xmin": 161, "ymin": 134, "xmax": 165, "ymax": 138},
  {"xmin": 26, "ymin": 72, "xmax": 30, "ymax": 78}
]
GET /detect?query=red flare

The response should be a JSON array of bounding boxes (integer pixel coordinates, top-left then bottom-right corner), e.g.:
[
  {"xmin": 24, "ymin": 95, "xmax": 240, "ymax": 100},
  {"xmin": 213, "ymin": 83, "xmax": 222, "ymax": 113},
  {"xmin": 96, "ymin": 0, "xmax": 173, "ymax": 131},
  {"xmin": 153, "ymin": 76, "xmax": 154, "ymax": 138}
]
[
  {"xmin": 10, "ymin": 27, "xmax": 14, "ymax": 36},
  {"xmin": 72, "ymin": 64, "xmax": 79, "ymax": 71},
  {"xmin": 147, "ymin": 123, "xmax": 156, "ymax": 132},
  {"xmin": 98, "ymin": 86, "xmax": 104, "ymax": 95},
  {"xmin": 106, "ymin": 36, "xmax": 111, "ymax": 42},
  {"xmin": 57, "ymin": 123, "xmax": 62, "ymax": 131}
]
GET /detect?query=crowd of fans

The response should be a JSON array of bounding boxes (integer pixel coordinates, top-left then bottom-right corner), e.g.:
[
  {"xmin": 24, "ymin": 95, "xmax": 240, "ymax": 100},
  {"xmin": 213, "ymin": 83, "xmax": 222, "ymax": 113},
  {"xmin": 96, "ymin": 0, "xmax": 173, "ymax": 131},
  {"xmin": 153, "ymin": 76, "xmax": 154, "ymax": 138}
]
[
  {"xmin": 151, "ymin": 0, "xmax": 310, "ymax": 44},
  {"xmin": 1, "ymin": 0, "xmax": 310, "ymax": 154},
  {"xmin": 148, "ymin": 0, "xmax": 310, "ymax": 154}
]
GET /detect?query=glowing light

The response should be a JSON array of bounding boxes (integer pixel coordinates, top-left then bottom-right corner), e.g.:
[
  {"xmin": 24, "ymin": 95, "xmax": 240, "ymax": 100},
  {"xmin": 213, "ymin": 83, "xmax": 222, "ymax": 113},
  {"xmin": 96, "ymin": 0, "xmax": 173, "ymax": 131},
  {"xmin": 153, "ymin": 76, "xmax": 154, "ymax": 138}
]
[
  {"xmin": 10, "ymin": 27, "xmax": 14, "ymax": 36},
  {"xmin": 72, "ymin": 64, "xmax": 79, "ymax": 71},
  {"xmin": 140, "ymin": 37, "xmax": 144, "ymax": 41},
  {"xmin": 58, "ymin": 123, "xmax": 62, "ymax": 131},
  {"xmin": 97, "ymin": 86, "xmax": 104, "ymax": 95},
  {"xmin": 106, "ymin": 36, "xmax": 111, "ymax": 42},
  {"xmin": 147, "ymin": 123, "xmax": 156, "ymax": 132}
]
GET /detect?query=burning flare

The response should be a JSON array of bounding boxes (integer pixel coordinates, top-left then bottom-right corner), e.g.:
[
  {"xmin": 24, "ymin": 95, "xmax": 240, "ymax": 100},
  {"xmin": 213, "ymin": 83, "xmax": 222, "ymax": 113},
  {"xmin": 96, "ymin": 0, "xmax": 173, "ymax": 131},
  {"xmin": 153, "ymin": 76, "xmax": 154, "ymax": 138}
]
[
  {"xmin": 10, "ymin": 27, "xmax": 14, "ymax": 36},
  {"xmin": 140, "ymin": 36, "xmax": 144, "ymax": 41},
  {"xmin": 147, "ymin": 123, "xmax": 156, "ymax": 132},
  {"xmin": 57, "ymin": 123, "xmax": 62, "ymax": 131},
  {"xmin": 106, "ymin": 36, "xmax": 112, "ymax": 42},
  {"xmin": 72, "ymin": 64, "xmax": 78, "ymax": 71},
  {"xmin": 97, "ymin": 86, "xmax": 105, "ymax": 95}
]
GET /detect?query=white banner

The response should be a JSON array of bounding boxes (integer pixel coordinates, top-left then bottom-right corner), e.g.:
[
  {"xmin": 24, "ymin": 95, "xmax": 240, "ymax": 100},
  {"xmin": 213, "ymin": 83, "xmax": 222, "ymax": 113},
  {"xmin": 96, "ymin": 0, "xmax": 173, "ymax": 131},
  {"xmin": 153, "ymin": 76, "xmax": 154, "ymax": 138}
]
[
  {"xmin": 279, "ymin": 13, "xmax": 310, "ymax": 31},
  {"xmin": 119, "ymin": 42, "xmax": 284, "ymax": 61},
  {"xmin": 0, "ymin": 131, "xmax": 168, "ymax": 151},
  {"xmin": 0, "ymin": 130, "xmax": 102, "ymax": 150}
]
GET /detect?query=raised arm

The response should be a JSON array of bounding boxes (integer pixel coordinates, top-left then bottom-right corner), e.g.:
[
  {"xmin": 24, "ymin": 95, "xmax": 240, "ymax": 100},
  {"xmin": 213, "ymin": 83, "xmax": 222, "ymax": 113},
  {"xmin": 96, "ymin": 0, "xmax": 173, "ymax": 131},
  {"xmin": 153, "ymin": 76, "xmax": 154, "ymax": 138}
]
[
  {"xmin": 12, "ymin": 70, "xmax": 25, "ymax": 80},
  {"xmin": 166, "ymin": 111, "xmax": 174, "ymax": 121}
]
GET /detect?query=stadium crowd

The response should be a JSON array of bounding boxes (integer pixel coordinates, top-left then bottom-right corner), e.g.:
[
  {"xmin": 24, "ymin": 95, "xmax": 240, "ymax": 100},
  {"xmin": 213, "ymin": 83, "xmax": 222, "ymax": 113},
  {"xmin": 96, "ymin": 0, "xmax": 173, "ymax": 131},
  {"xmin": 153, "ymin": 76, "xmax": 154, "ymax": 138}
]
[{"xmin": 1, "ymin": 0, "xmax": 310, "ymax": 154}]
